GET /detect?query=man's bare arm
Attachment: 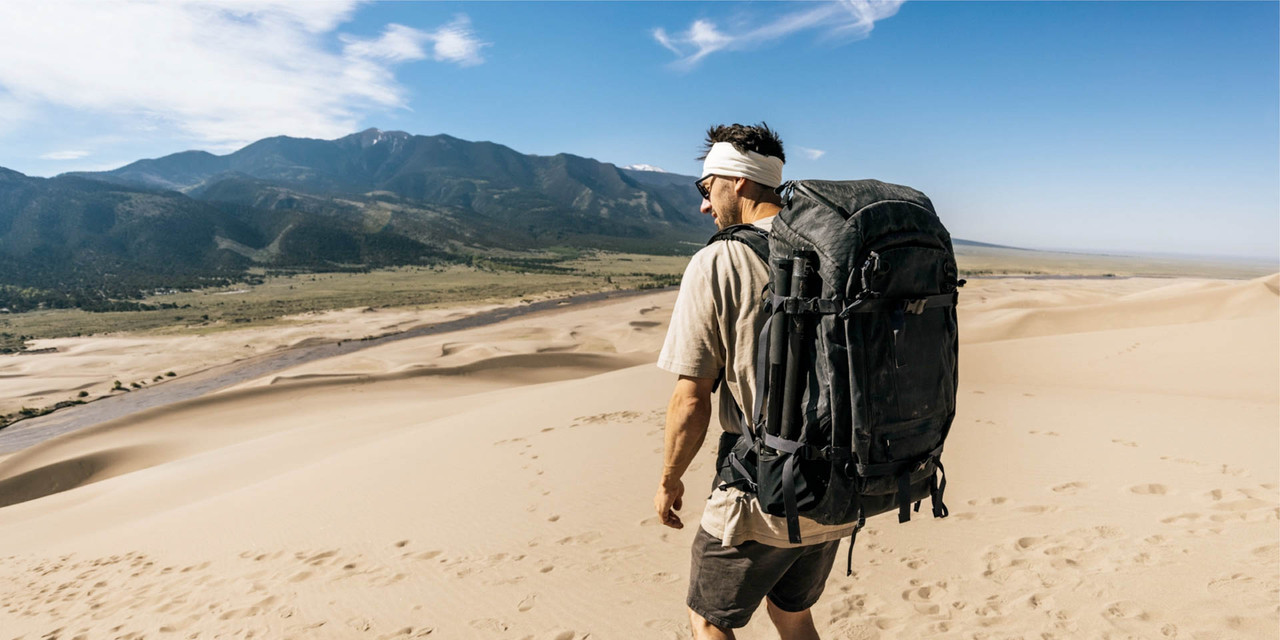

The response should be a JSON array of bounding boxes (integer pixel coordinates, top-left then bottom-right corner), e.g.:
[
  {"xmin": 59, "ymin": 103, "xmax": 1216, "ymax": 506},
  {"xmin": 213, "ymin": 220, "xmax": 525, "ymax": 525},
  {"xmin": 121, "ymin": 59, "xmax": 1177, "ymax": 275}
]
[{"xmin": 654, "ymin": 374, "xmax": 715, "ymax": 529}]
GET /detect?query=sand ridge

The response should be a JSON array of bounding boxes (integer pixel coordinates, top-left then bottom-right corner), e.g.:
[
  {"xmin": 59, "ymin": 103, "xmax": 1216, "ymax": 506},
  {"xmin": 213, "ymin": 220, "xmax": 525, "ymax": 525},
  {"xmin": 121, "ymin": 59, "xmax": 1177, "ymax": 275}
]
[
  {"xmin": 0, "ymin": 302, "xmax": 510, "ymax": 418},
  {"xmin": 0, "ymin": 276, "xmax": 1276, "ymax": 639}
]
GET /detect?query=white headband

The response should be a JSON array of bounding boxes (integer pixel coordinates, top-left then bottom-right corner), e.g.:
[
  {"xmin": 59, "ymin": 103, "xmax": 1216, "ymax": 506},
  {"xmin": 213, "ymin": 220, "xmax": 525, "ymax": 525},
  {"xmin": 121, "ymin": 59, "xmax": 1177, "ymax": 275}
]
[{"xmin": 701, "ymin": 142, "xmax": 785, "ymax": 189}]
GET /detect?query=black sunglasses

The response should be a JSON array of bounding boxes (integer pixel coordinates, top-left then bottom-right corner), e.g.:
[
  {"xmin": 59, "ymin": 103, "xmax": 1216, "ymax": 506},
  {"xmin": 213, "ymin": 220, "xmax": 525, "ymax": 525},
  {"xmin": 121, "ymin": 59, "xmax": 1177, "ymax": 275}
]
[{"xmin": 695, "ymin": 175, "xmax": 713, "ymax": 200}]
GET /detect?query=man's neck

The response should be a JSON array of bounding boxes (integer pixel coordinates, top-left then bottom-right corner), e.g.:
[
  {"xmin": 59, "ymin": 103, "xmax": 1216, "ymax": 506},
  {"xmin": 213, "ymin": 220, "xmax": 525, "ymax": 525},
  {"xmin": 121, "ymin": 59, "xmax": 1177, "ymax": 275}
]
[{"xmin": 740, "ymin": 201, "xmax": 781, "ymax": 225}]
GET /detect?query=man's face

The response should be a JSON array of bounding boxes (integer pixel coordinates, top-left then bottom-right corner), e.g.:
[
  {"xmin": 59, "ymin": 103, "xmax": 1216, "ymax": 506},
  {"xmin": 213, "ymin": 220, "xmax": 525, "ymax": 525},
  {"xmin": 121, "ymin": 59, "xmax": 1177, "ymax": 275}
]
[{"xmin": 698, "ymin": 175, "xmax": 741, "ymax": 230}]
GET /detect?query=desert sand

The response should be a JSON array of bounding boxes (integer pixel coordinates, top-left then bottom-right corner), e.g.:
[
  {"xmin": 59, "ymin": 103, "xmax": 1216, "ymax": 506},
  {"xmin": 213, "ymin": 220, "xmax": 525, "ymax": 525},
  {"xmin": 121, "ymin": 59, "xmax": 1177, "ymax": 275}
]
[
  {"xmin": 0, "ymin": 274, "xmax": 1276, "ymax": 639},
  {"xmin": 0, "ymin": 301, "xmax": 520, "ymax": 419}
]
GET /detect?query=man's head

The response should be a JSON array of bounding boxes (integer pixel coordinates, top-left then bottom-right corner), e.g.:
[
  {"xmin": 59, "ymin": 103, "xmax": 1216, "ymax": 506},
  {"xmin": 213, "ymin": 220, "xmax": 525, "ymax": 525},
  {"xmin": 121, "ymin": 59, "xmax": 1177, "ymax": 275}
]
[{"xmin": 696, "ymin": 123, "xmax": 786, "ymax": 229}]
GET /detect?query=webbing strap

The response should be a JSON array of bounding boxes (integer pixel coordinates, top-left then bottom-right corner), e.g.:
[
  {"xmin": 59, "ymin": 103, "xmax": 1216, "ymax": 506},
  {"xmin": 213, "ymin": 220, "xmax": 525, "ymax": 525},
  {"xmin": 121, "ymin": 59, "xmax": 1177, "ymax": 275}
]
[
  {"xmin": 750, "ymin": 310, "xmax": 775, "ymax": 434},
  {"xmin": 762, "ymin": 433, "xmax": 802, "ymax": 454},
  {"xmin": 762, "ymin": 433, "xmax": 847, "ymax": 461},
  {"xmin": 855, "ymin": 444, "xmax": 945, "ymax": 477},
  {"xmin": 844, "ymin": 515, "xmax": 866, "ymax": 577},
  {"xmin": 782, "ymin": 454, "xmax": 801, "ymax": 544},
  {"xmin": 896, "ymin": 472, "xmax": 912, "ymax": 524},
  {"xmin": 778, "ymin": 296, "xmax": 841, "ymax": 315},
  {"xmin": 728, "ymin": 453, "xmax": 758, "ymax": 494},
  {"xmin": 930, "ymin": 458, "xmax": 949, "ymax": 518},
  {"xmin": 840, "ymin": 292, "xmax": 957, "ymax": 318}
]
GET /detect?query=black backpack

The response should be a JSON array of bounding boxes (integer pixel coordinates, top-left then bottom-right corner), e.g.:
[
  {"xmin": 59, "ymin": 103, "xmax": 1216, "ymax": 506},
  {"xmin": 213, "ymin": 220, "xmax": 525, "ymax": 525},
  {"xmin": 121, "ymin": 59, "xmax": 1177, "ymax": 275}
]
[{"xmin": 709, "ymin": 179, "xmax": 961, "ymax": 575}]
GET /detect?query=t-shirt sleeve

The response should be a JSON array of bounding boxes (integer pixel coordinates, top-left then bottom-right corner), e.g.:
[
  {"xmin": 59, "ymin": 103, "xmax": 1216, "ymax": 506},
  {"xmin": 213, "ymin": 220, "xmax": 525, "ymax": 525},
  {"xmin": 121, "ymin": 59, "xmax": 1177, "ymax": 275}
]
[{"xmin": 657, "ymin": 251, "xmax": 723, "ymax": 379}]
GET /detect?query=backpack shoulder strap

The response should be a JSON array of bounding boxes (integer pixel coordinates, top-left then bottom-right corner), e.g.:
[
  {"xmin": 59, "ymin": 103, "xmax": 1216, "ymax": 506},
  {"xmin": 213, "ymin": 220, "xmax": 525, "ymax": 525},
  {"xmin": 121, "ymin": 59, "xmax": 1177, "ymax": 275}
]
[
  {"xmin": 707, "ymin": 224, "xmax": 769, "ymax": 264},
  {"xmin": 704, "ymin": 224, "xmax": 771, "ymax": 431}
]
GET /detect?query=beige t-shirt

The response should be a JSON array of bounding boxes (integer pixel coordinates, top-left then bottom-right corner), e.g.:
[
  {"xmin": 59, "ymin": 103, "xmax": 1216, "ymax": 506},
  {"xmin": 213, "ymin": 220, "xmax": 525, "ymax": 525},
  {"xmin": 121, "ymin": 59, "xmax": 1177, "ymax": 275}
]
[{"xmin": 658, "ymin": 216, "xmax": 854, "ymax": 548}]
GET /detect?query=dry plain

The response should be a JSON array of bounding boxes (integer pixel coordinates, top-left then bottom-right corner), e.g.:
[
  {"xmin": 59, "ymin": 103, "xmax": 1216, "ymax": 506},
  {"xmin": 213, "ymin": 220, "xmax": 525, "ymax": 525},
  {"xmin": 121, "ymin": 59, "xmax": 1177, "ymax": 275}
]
[{"xmin": 0, "ymin": 249, "xmax": 1276, "ymax": 639}]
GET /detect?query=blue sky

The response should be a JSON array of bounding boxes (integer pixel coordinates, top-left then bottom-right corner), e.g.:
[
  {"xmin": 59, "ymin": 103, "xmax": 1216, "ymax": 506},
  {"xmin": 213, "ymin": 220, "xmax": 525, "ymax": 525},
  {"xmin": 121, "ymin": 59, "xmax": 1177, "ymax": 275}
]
[{"xmin": 0, "ymin": 1, "xmax": 1275, "ymax": 259}]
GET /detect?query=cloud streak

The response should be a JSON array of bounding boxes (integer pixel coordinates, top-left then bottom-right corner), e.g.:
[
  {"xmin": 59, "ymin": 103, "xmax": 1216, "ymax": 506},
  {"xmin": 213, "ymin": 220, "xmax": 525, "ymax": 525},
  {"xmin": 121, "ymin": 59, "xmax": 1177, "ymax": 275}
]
[
  {"xmin": 39, "ymin": 150, "xmax": 90, "ymax": 160},
  {"xmin": 0, "ymin": 2, "xmax": 489, "ymax": 149},
  {"xmin": 653, "ymin": 0, "xmax": 904, "ymax": 69},
  {"xmin": 797, "ymin": 147, "xmax": 826, "ymax": 160}
]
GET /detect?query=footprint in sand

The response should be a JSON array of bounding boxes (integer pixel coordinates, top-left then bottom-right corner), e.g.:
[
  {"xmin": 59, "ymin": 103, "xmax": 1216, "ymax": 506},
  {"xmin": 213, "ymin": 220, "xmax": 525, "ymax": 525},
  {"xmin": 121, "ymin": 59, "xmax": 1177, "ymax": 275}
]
[
  {"xmin": 517, "ymin": 594, "xmax": 536, "ymax": 612},
  {"xmin": 1129, "ymin": 484, "xmax": 1169, "ymax": 496},
  {"xmin": 1027, "ymin": 592, "xmax": 1056, "ymax": 611},
  {"xmin": 1016, "ymin": 505, "xmax": 1058, "ymax": 515},
  {"xmin": 967, "ymin": 496, "xmax": 1009, "ymax": 506},
  {"xmin": 1102, "ymin": 600, "xmax": 1149, "ymax": 621},
  {"xmin": 899, "ymin": 557, "xmax": 929, "ymax": 570},
  {"xmin": 1052, "ymin": 482, "xmax": 1088, "ymax": 494},
  {"xmin": 304, "ymin": 549, "xmax": 340, "ymax": 566},
  {"xmin": 1251, "ymin": 543, "xmax": 1279, "ymax": 562},
  {"xmin": 556, "ymin": 532, "xmax": 603, "ymax": 546},
  {"xmin": 1207, "ymin": 572, "xmax": 1257, "ymax": 595},
  {"xmin": 469, "ymin": 618, "xmax": 510, "ymax": 632},
  {"xmin": 1015, "ymin": 536, "xmax": 1045, "ymax": 550},
  {"xmin": 1111, "ymin": 439, "xmax": 1139, "ymax": 447},
  {"xmin": 375, "ymin": 627, "xmax": 433, "ymax": 639},
  {"xmin": 900, "ymin": 580, "xmax": 949, "ymax": 615},
  {"xmin": 644, "ymin": 619, "xmax": 689, "ymax": 637}
]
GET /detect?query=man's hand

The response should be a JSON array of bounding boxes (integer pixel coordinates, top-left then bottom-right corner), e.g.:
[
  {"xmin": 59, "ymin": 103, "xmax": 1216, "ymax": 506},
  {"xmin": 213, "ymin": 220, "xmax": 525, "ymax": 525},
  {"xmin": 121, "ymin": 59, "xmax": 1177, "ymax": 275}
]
[{"xmin": 654, "ymin": 479, "xmax": 686, "ymax": 529}]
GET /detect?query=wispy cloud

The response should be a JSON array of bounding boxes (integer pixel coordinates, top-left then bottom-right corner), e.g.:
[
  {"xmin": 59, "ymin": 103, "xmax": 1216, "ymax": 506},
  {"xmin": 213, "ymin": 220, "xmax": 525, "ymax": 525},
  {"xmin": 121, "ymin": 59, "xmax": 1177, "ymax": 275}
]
[
  {"xmin": 797, "ymin": 147, "xmax": 826, "ymax": 161},
  {"xmin": 39, "ymin": 150, "xmax": 90, "ymax": 160},
  {"xmin": 653, "ymin": 0, "xmax": 904, "ymax": 69},
  {"xmin": 0, "ymin": 2, "xmax": 489, "ymax": 149},
  {"xmin": 428, "ymin": 15, "xmax": 490, "ymax": 66},
  {"xmin": 342, "ymin": 16, "xmax": 488, "ymax": 67}
]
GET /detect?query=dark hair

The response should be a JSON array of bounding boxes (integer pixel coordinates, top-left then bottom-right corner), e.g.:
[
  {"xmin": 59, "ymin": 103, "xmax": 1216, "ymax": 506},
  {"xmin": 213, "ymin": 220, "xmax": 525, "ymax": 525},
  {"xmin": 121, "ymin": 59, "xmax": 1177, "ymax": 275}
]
[{"xmin": 698, "ymin": 122, "xmax": 785, "ymax": 163}]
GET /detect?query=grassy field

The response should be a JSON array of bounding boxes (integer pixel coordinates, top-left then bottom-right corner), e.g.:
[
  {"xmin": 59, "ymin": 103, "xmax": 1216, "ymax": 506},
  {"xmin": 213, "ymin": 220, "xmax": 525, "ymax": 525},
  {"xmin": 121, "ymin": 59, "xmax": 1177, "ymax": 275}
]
[
  {"xmin": 0, "ymin": 253, "xmax": 691, "ymax": 346},
  {"xmin": 0, "ymin": 246, "xmax": 1273, "ymax": 349}
]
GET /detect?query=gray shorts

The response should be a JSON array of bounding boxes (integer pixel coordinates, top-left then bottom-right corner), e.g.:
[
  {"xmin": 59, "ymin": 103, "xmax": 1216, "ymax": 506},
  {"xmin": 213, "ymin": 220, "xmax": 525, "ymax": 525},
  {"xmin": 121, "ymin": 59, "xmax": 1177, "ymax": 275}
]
[{"xmin": 686, "ymin": 527, "xmax": 842, "ymax": 629}]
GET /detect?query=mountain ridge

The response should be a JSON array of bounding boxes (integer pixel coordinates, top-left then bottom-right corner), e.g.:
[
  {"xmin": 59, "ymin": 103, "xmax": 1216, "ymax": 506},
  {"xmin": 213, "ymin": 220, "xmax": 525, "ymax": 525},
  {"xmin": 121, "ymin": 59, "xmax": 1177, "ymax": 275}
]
[{"xmin": 3, "ymin": 128, "xmax": 1041, "ymax": 313}]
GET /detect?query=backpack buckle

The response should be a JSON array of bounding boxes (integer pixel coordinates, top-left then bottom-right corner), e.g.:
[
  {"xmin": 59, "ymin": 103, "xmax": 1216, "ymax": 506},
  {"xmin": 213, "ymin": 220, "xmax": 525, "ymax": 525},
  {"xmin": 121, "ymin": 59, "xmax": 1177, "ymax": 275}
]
[{"xmin": 904, "ymin": 298, "xmax": 927, "ymax": 315}]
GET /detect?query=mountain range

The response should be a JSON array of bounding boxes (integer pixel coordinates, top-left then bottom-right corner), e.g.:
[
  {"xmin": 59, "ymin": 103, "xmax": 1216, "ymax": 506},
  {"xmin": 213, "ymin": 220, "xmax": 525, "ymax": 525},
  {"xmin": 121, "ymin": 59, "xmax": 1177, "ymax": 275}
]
[
  {"xmin": 0, "ymin": 129, "xmax": 711, "ymax": 310},
  {"xmin": 65, "ymin": 128, "xmax": 706, "ymax": 247},
  {"xmin": 0, "ymin": 128, "xmax": 1017, "ymax": 313}
]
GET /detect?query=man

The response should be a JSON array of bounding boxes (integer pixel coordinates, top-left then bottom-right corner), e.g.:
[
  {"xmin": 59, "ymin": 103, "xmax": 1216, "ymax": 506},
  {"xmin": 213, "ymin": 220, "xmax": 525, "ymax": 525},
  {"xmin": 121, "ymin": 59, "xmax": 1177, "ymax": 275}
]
[{"xmin": 654, "ymin": 123, "xmax": 854, "ymax": 640}]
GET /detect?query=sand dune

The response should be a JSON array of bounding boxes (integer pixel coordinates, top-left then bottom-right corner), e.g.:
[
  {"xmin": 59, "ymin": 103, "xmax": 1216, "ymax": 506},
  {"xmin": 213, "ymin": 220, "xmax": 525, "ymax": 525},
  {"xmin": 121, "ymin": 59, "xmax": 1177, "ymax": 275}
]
[
  {"xmin": 0, "ymin": 276, "xmax": 1276, "ymax": 639},
  {"xmin": 960, "ymin": 274, "xmax": 1278, "ymax": 343},
  {"xmin": 0, "ymin": 303, "xmax": 507, "ymax": 418}
]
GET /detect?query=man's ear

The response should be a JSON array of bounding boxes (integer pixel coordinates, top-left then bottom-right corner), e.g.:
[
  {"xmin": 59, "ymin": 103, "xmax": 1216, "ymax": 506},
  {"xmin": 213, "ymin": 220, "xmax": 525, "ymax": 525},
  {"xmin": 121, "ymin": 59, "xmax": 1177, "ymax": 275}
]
[{"xmin": 732, "ymin": 177, "xmax": 751, "ymax": 196}]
